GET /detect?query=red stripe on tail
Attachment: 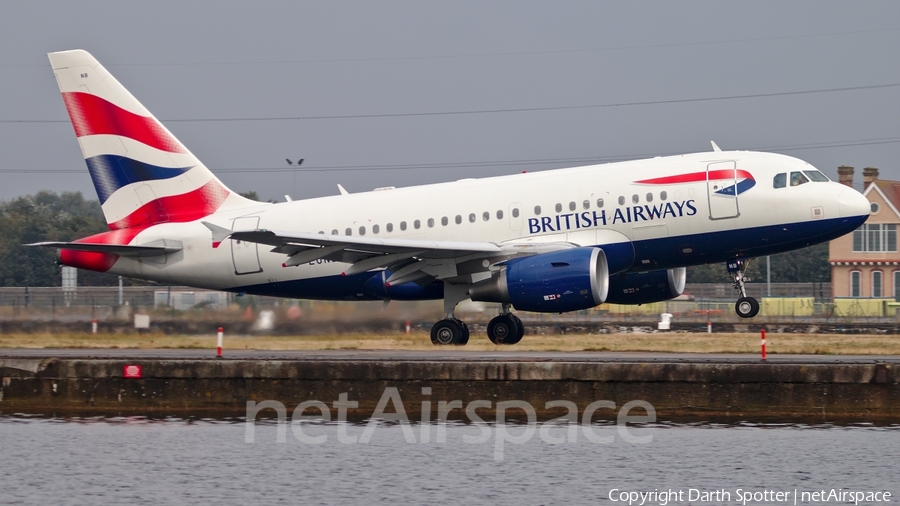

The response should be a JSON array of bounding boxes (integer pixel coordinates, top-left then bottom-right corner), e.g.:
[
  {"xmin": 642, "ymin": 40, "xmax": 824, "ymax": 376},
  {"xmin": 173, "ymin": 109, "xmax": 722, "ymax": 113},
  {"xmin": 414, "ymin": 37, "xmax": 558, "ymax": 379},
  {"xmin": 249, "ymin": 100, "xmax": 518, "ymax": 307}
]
[{"xmin": 61, "ymin": 92, "xmax": 185, "ymax": 154}]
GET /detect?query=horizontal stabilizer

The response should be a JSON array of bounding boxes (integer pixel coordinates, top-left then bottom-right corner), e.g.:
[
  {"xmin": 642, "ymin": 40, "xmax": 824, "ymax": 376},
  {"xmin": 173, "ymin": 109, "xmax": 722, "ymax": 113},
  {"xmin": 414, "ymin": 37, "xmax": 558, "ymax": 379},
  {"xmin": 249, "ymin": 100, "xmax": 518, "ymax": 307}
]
[{"xmin": 26, "ymin": 239, "xmax": 183, "ymax": 257}]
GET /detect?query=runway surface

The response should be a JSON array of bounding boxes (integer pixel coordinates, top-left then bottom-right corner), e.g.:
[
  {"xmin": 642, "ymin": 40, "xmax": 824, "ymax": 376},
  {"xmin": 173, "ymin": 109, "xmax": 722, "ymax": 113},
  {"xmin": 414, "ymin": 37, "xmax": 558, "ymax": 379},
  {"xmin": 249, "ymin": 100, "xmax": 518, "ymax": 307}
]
[{"xmin": 1, "ymin": 348, "xmax": 899, "ymax": 363}]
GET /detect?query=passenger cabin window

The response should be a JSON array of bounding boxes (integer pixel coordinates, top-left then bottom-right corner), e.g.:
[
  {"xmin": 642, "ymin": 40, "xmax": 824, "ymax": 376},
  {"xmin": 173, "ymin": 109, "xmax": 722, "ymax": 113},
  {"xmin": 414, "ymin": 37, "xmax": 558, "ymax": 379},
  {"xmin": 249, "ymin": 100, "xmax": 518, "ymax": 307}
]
[
  {"xmin": 555, "ymin": 203, "xmax": 562, "ymax": 212},
  {"xmin": 496, "ymin": 210, "xmax": 503, "ymax": 219},
  {"xmin": 660, "ymin": 191, "xmax": 667, "ymax": 201},
  {"xmin": 455, "ymin": 215, "xmax": 462, "ymax": 224},
  {"xmin": 469, "ymin": 213, "xmax": 476, "ymax": 223},
  {"xmin": 618, "ymin": 196, "xmax": 625, "ymax": 205},
  {"xmin": 359, "ymin": 226, "xmax": 366, "ymax": 235},
  {"xmin": 597, "ymin": 198, "xmax": 604, "ymax": 208},
  {"xmin": 512, "ymin": 208, "xmax": 520, "ymax": 218},
  {"xmin": 400, "ymin": 221, "xmax": 407, "ymax": 231},
  {"xmin": 345, "ymin": 228, "xmax": 352, "ymax": 236},
  {"xmin": 427, "ymin": 218, "xmax": 434, "ymax": 228},
  {"xmin": 790, "ymin": 172, "xmax": 809, "ymax": 186},
  {"xmin": 414, "ymin": 220, "xmax": 421, "ymax": 229},
  {"xmin": 373, "ymin": 224, "xmax": 380, "ymax": 234},
  {"xmin": 804, "ymin": 170, "xmax": 829, "ymax": 182},
  {"xmin": 773, "ymin": 173, "xmax": 786, "ymax": 188},
  {"xmin": 583, "ymin": 200, "xmax": 590, "ymax": 210},
  {"xmin": 441, "ymin": 217, "xmax": 448, "ymax": 226},
  {"xmin": 386, "ymin": 223, "xmax": 393, "ymax": 232},
  {"xmin": 569, "ymin": 201, "xmax": 576, "ymax": 211},
  {"xmin": 632, "ymin": 194, "xmax": 639, "ymax": 204},
  {"xmin": 483, "ymin": 211, "xmax": 490, "ymax": 221},
  {"xmin": 646, "ymin": 193, "xmax": 653, "ymax": 202},
  {"xmin": 331, "ymin": 229, "xmax": 338, "ymax": 235},
  {"xmin": 534, "ymin": 206, "xmax": 541, "ymax": 215}
]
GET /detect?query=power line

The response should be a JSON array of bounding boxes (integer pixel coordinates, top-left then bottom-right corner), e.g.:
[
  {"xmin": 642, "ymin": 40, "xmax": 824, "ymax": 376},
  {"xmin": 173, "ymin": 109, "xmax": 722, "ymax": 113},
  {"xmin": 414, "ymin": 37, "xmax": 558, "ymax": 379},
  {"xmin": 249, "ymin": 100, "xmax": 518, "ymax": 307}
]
[
  {"xmin": 1, "ymin": 137, "xmax": 897, "ymax": 174},
  {"xmin": 3, "ymin": 82, "xmax": 899, "ymax": 125}
]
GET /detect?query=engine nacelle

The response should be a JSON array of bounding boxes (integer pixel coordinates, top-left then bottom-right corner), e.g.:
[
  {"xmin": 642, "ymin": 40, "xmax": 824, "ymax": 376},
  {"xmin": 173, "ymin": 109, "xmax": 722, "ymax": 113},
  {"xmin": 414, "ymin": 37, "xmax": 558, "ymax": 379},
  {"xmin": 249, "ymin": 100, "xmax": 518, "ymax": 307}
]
[
  {"xmin": 604, "ymin": 267, "xmax": 686, "ymax": 305},
  {"xmin": 469, "ymin": 247, "xmax": 609, "ymax": 313}
]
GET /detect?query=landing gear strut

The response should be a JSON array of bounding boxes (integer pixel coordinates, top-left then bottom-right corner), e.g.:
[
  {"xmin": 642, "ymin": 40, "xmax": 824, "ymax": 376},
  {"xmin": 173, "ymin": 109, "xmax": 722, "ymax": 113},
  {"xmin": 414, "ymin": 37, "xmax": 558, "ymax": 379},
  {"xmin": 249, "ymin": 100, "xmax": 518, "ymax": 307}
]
[
  {"xmin": 487, "ymin": 304, "xmax": 525, "ymax": 345},
  {"xmin": 727, "ymin": 259, "xmax": 759, "ymax": 318}
]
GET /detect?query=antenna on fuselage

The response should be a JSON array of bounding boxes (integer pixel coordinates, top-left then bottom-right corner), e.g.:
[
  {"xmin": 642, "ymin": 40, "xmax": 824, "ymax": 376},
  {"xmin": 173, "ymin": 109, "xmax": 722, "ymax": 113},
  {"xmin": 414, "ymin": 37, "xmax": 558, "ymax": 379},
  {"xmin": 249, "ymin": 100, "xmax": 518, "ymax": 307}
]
[{"xmin": 711, "ymin": 140, "xmax": 722, "ymax": 152}]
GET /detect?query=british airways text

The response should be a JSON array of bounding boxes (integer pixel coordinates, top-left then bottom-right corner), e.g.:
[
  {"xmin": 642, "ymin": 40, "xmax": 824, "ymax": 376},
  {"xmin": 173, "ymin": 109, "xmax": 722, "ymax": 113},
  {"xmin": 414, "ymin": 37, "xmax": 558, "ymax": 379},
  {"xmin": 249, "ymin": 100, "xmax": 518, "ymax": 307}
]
[{"xmin": 528, "ymin": 200, "xmax": 697, "ymax": 234}]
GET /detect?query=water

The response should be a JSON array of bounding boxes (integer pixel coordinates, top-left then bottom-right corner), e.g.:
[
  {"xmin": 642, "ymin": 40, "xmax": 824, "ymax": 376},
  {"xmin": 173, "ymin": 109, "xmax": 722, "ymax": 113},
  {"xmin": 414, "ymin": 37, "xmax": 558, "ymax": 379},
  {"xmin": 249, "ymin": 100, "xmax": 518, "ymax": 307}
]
[{"xmin": 0, "ymin": 416, "xmax": 898, "ymax": 505}]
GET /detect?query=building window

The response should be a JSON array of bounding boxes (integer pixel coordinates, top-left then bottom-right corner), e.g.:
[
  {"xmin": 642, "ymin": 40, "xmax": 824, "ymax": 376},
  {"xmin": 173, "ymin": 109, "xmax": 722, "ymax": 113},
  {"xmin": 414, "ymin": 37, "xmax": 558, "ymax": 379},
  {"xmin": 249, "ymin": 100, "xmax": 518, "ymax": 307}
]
[
  {"xmin": 894, "ymin": 271, "xmax": 900, "ymax": 300},
  {"xmin": 853, "ymin": 224, "xmax": 897, "ymax": 252},
  {"xmin": 850, "ymin": 271, "xmax": 861, "ymax": 298},
  {"xmin": 872, "ymin": 271, "xmax": 883, "ymax": 298}
]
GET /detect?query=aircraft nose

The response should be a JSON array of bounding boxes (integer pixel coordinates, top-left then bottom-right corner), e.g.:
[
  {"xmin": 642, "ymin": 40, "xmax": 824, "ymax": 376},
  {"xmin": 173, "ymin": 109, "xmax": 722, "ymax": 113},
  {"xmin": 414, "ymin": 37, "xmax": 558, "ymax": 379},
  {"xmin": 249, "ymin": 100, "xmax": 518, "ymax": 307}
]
[{"xmin": 838, "ymin": 186, "xmax": 871, "ymax": 218}]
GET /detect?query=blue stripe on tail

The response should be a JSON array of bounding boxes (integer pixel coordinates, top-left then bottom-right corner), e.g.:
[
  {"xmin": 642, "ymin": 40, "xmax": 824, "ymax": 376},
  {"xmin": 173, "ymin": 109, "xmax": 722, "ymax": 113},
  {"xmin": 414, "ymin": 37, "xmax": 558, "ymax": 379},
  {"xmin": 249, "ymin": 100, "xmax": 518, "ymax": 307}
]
[{"xmin": 85, "ymin": 154, "xmax": 193, "ymax": 204}]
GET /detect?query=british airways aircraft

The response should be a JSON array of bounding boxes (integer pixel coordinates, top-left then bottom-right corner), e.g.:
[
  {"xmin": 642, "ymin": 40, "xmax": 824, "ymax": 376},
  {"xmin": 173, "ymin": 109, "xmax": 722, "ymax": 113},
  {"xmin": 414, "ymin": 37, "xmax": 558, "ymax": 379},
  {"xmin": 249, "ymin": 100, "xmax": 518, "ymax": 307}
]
[{"xmin": 31, "ymin": 49, "xmax": 871, "ymax": 345}]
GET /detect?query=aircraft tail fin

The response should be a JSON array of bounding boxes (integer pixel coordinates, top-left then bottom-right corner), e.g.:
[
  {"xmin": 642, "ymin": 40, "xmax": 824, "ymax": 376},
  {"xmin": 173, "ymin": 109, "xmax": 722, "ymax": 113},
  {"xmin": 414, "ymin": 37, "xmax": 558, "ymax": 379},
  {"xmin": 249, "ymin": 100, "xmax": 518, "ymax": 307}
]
[{"xmin": 47, "ymin": 49, "xmax": 255, "ymax": 230}]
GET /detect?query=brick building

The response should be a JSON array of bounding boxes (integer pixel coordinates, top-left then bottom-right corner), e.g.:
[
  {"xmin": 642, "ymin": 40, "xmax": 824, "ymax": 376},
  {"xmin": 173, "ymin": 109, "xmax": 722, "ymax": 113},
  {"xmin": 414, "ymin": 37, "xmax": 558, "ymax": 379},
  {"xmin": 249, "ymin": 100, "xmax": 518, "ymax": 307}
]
[{"xmin": 829, "ymin": 166, "xmax": 899, "ymax": 301}]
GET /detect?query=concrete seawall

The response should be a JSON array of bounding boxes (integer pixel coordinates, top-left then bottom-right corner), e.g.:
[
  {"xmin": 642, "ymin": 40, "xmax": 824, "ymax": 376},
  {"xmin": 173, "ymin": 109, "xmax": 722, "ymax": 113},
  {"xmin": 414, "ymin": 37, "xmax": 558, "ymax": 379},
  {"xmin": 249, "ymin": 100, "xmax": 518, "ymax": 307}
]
[{"xmin": 1, "ymin": 354, "xmax": 898, "ymax": 421}]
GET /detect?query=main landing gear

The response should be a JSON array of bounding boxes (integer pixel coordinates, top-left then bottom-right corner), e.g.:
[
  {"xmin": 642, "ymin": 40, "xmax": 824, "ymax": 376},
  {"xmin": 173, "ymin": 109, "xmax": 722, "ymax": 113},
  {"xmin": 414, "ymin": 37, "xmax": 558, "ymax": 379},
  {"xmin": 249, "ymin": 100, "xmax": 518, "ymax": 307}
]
[
  {"xmin": 430, "ymin": 284, "xmax": 526, "ymax": 345},
  {"xmin": 727, "ymin": 259, "xmax": 760, "ymax": 318},
  {"xmin": 487, "ymin": 304, "xmax": 525, "ymax": 345}
]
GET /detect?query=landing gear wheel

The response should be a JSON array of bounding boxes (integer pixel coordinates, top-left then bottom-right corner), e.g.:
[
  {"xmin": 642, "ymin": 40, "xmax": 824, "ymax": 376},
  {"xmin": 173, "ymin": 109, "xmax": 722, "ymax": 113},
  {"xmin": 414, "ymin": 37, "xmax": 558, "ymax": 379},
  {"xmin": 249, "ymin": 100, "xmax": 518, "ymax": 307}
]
[
  {"xmin": 510, "ymin": 314, "xmax": 525, "ymax": 344},
  {"xmin": 735, "ymin": 297, "xmax": 760, "ymax": 318},
  {"xmin": 487, "ymin": 314, "xmax": 520, "ymax": 345},
  {"xmin": 431, "ymin": 318, "xmax": 467, "ymax": 345}
]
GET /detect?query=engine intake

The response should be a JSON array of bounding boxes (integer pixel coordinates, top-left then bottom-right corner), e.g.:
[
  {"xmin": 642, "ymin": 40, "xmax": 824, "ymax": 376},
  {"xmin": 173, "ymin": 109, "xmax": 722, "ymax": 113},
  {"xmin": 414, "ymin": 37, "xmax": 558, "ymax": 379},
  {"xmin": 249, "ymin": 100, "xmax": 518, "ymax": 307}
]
[{"xmin": 469, "ymin": 247, "xmax": 609, "ymax": 313}]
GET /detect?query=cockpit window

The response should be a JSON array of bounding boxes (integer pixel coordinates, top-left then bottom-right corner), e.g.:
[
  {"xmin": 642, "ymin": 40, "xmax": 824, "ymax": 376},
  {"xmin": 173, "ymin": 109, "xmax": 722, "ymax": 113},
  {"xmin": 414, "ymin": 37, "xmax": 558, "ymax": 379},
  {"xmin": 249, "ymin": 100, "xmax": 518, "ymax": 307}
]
[
  {"xmin": 790, "ymin": 171, "xmax": 809, "ymax": 186},
  {"xmin": 803, "ymin": 170, "xmax": 829, "ymax": 182},
  {"xmin": 773, "ymin": 173, "xmax": 786, "ymax": 188}
]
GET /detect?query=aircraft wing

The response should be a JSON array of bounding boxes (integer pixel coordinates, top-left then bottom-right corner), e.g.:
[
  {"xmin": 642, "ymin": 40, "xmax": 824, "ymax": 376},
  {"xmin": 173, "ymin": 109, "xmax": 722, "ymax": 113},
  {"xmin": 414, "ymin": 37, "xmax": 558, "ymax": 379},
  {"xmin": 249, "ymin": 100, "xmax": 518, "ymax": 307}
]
[
  {"xmin": 227, "ymin": 229, "xmax": 556, "ymax": 285},
  {"xmin": 26, "ymin": 240, "xmax": 183, "ymax": 257}
]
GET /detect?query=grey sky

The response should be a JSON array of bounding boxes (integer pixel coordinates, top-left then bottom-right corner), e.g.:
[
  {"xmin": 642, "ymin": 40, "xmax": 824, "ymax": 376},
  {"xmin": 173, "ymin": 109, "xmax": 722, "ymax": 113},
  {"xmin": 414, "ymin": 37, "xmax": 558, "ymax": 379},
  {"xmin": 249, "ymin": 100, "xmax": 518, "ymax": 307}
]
[{"xmin": 1, "ymin": 1, "xmax": 898, "ymax": 203}]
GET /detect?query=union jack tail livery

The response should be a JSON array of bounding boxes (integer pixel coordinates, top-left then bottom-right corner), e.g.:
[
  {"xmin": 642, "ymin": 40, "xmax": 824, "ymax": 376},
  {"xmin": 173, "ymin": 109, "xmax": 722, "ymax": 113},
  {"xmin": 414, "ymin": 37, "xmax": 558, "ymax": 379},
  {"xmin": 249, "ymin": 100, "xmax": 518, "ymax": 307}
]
[{"xmin": 48, "ymin": 50, "xmax": 253, "ymax": 230}]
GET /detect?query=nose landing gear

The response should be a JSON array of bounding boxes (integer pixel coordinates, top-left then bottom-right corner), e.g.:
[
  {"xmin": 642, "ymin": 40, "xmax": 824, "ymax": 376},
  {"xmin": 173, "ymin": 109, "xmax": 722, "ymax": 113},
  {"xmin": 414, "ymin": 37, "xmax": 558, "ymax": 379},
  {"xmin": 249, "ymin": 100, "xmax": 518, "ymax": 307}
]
[{"xmin": 728, "ymin": 259, "xmax": 760, "ymax": 318}]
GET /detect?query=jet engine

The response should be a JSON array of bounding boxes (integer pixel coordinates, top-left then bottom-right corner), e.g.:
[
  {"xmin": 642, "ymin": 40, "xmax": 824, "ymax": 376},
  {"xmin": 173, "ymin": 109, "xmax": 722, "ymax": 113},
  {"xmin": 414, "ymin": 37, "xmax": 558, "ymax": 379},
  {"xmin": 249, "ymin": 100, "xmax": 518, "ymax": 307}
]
[
  {"xmin": 469, "ymin": 247, "xmax": 610, "ymax": 312},
  {"xmin": 604, "ymin": 267, "xmax": 686, "ymax": 305}
]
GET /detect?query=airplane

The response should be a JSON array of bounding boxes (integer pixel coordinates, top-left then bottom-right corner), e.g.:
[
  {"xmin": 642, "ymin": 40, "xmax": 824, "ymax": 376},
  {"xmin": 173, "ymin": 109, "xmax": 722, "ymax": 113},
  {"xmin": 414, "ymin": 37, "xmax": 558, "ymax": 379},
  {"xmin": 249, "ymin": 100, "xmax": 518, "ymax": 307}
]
[{"xmin": 30, "ymin": 49, "xmax": 871, "ymax": 345}]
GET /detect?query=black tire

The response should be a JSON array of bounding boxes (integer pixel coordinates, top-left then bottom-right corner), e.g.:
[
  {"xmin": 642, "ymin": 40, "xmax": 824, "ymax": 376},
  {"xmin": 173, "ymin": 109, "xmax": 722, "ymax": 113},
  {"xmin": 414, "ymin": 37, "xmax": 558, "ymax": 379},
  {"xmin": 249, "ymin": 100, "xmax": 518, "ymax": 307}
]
[
  {"xmin": 431, "ymin": 319, "xmax": 466, "ymax": 345},
  {"xmin": 487, "ymin": 315, "xmax": 520, "ymax": 345},
  {"xmin": 509, "ymin": 314, "xmax": 525, "ymax": 344},
  {"xmin": 735, "ymin": 297, "xmax": 760, "ymax": 318},
  {"xmin": 459, "ymin": 320, "xmax": 470, "ymax": 345}
]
